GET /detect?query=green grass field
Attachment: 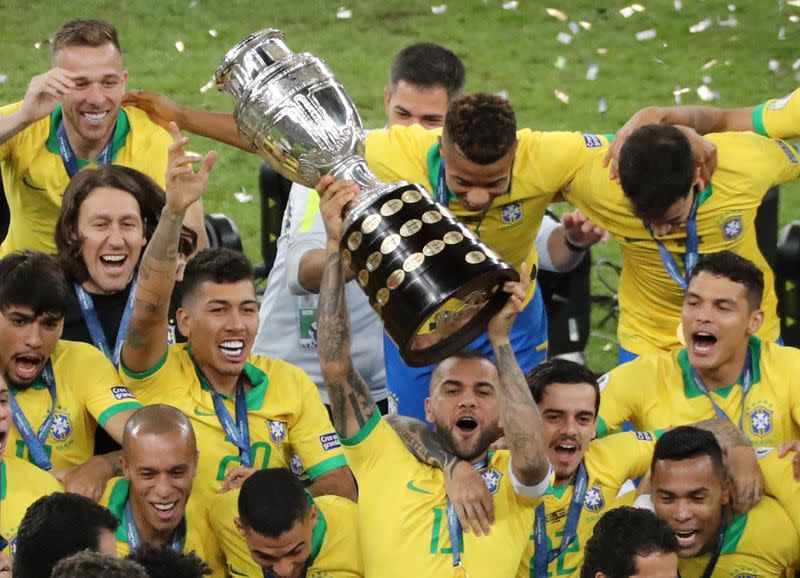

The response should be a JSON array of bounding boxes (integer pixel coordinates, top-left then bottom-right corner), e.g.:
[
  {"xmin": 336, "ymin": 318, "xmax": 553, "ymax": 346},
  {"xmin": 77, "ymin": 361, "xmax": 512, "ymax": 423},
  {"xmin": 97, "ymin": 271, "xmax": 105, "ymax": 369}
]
[{"xmin": 2, "ymin": 0, "xmax": 798, "ymax": 371}]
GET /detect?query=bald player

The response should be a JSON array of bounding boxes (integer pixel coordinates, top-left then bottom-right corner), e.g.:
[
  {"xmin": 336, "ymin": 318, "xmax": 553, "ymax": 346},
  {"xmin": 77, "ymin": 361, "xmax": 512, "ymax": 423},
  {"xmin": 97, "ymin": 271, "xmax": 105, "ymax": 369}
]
[{"xmin": 99, "ymin": 405, "xmax": 223, "ymax": 573}]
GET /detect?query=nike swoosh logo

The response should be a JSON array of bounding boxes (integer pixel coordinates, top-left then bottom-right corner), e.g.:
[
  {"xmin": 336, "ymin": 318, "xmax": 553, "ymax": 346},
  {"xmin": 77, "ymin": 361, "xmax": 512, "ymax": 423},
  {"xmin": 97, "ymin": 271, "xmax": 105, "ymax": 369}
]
[
  {"xmin": 22, "ymin": 176, "xmax": 48, "ymax": 191},
  {"xmin": 227, "ymin": 565, "xmax": 248, "ymax": 576},
  {"xmin": 406, "ymin": 480, "xmax": 434, "ymax": 494},
  {"xmin": 193, "ymin": 406, "xmax": 216, "ymax": 417}
]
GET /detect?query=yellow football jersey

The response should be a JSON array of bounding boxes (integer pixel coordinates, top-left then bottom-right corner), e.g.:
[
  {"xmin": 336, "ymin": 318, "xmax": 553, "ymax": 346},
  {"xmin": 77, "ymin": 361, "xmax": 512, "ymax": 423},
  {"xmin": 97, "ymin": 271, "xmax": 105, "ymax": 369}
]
[
  {"xmin": 120, "ymin": 344, "xmax": 347, "ymax": 514},
  {"xmin": 364, "ymin": 125, "xmax": 609, "ymax": 302},
  {"xmin": 9, "ymin": 340, "xmax": 142, "ymax": 470},
  {"xmin": 597, "ymin": 337, "xmax": 800, "ymax": 448},
  {"xmin": 757, "ymin": 447, "xmax": 800, "ymax": 536},
  {"xmin": 563, "ymin": 131, "xmax": 800, "ymax": 355},
  {"xmin": 0, "ymin": 101, "xmax": 170, "ymax": 256},
  {"xmin": 1, "ymin": 456, "xmax": 63, "ymax": 559},
  {"xmin": 753, "ymin": 89, "xmax": 800, "ymax": 140},
  {"xmin": 100, "ymin": 477, "xmax": 225, "ymax": 576},
  {"xmin": 208, "ymin": 489, "xmax": 362, "ymax": 577},
  {"xmin": 342, "ymin": 412, "xmax": 542, "ymax": 578},
  {"xmin": 677, "ymin": 496, "xmax": 799, "ymax": 577},
  {"xmin": 516, "ymin": 431, "xmax": 659, "ymax": 578}
]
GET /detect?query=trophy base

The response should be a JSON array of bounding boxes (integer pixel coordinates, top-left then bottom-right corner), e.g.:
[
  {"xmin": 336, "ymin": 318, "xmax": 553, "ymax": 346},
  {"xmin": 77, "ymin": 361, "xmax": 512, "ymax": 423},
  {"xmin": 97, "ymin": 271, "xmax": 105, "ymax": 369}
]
[{"xmin": 341, "ymin": 183, "xmax": 519, "ymax": 367}]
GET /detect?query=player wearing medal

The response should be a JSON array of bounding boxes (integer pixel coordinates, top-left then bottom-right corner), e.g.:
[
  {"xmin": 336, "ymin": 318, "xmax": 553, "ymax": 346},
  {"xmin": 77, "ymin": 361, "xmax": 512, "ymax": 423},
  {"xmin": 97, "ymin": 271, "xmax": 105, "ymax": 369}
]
[
  {"xmin": 315, "ymin": 177, "xmax": 552, "ymax": 578},
  {"xmin": 560, "ymin": 123, "xmax": 800, "ymax": 362},
  {"xmin": 120, "ymin": 124, "xmax": 355, "ymax": 517},
  {"xmin": 0, "ymin": 19, "xmax": 205, "ymax": 257},
  {"xmin": 209, "ymin": 468, "xmax": 362, "ymax": 577},
  {"xmin": 650, "ymin": 427, "xmax": 799, "ymax": 577},
  {"xmin": 0, "ymin": 250, "xmax": 142, "ymax": 499},
  {"xmin": 598, "ymin": 252, "xmax": 800, "ymax": 453},
  {"xmin": 99, "ymin": 405, "xmax": 224, "ymax": 574}
]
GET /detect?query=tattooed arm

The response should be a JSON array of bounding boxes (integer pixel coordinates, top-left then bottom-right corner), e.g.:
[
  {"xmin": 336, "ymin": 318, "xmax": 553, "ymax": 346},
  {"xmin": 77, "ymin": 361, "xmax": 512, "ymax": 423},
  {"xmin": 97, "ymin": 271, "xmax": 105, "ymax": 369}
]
[
  {"xmin": 122, "ymin": 123, "xmax": 216, "ymax": 373},
  {"xmin": 487, "ymin": 264, "xmax": 550, "ymax": 488},
  {"xmin": 315, "ymin": 176, "xmax": 377, "ymax": 440}
]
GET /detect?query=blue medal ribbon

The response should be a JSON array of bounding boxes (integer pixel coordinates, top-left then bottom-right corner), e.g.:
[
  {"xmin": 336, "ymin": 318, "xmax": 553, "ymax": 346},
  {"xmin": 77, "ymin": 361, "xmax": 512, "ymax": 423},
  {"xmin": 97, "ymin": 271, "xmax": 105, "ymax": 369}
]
[
  {"xmin": 57, "ymin": 120, "xmax": 114, "ymax": 178},
  {"xmin": 532, "ymin": 462, "xmax": 589, "ymax": 578},
  {"xmin": 74, "ymin": 275, "xmax": 137, "ymax": 368},
  {"xmin": 0, "ymin": 534, "xmax": 7, "ymax": 552},
  {"xmin": 124, "ymin": 497, "xmax": 185, "ymax": 552},
  {"xmin": 9, "ymin": 361, "xmax": 57, "ymax": 470},
  {"xmin": 445, "ymin": 458, "xmax": 489, "ymax": 575},
  {"xmin": 689, "ymin": 349, "xmax": 753, "ymax": 430},
  {"xmin": 649, "ymin": 192, "xmax": 700, "ymax": 291}
]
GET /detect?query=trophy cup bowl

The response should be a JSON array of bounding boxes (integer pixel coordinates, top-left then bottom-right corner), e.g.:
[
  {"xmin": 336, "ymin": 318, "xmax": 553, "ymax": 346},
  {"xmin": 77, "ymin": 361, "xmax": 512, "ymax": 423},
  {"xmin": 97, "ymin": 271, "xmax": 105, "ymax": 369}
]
[{"xmin": 216, "ymin": 29, "xmax": 519, "ymax": 367}]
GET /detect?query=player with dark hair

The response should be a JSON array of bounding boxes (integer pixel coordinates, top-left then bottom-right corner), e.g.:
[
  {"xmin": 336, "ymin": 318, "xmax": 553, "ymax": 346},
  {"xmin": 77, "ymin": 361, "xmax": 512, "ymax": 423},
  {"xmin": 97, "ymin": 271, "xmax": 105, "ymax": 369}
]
[
  {"xmin": 580, "ymin": 506, "xmax": 678, "ymax": 578},
  {"xmin": 650, "ymin": 427, "xmax": 799, "ymax": 575},
  {"xmin": 120, "ymin": 125, "xmax": 354, "ymax": 519},
  {"xmin": 209, "ymin": 468, "xmax": 361, "ymax": 576},
  {"xmin": 127, "ymin": 543, "xmax": 212, "ymax": 578},
  {"xmin": 51, "ymin": 551, "xmax": 148, "ymax": 578},
  {"xmin": 12, "ymin": 492, "xmax": 119, "ymax": 578}
]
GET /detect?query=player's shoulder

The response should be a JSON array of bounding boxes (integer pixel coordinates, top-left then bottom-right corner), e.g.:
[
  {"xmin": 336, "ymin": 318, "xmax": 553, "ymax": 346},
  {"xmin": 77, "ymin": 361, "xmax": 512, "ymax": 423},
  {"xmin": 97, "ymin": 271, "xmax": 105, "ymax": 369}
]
[
  {"xmin": 4, "ymin": 455, "xmax": 64, "ymax": 491},
  {"xmin": 52, "ymin": 338, "xmax": 117, "ymax": 370},
  {"xmin": 602, "ymin": 350, "xmax": 677, "ymax": 389},
  {"xmin": 247, "ymin": 353, "xmax": 312, "ymax": 383},
  {"xmin": 759, "ymin": 338, "xmax": 800, "ymax": 369},
  {"xmin": 122, "ymin": 105, "xmax": 170, "ymax": 140},
  {"xmin": 316, "ymin": 494, "xmax": 358, "ymax": 522}
]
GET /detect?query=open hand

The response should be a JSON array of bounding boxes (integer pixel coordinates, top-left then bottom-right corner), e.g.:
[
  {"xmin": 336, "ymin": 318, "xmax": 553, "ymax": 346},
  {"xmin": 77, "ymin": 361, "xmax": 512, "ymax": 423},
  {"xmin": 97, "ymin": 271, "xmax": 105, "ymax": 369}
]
[
  {"xmin": 444, "ymin": 460, "xmax": 495, "ymax": 536},
  {"xmin": 166, "ymin": 122, "xmax": 216, "ymax": 213}
]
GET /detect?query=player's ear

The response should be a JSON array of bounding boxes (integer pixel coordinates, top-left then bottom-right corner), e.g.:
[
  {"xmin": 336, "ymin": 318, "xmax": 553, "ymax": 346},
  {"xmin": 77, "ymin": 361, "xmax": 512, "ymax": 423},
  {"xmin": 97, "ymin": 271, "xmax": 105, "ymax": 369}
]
[
  {"xmin": 235, "ymin": 517, "xmax": 245, "ymax": 536},
  {"xmin": 176, "ymin": 307, "xmax": 191, "ymax": 338},
  {"xmin": 746, "ymin": 308, "xmax": 764, "ymax": 336}
]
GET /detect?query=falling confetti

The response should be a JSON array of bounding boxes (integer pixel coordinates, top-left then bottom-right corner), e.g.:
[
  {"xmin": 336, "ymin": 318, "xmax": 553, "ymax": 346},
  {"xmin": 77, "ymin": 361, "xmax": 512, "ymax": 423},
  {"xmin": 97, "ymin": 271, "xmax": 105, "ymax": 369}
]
[
  {"xmin": 769, "ymin": 59, "xmax": 781, "ymax": 71},
  {"xmin": 586, "ymin": 63, "xmax": 599, "ymax": 80},
  {"xmin": 788, "ymin": 0, "xmax": 800, "ymax": 5},
  {"xmin": 728, "ymin": 3, "xmax": 736, "ymax": 10},
  {"xmin": 598, "ymin": 98, "xmax": 608, "ymax": 114},
  {"xmin": 0, "ymin": 74, "xmax": 7, "ymax": 84},
  {"xmin": 495, "ymin": 90, "xmax": 509, "ymax": 100},
  {"xmin": 673, "ymin": 86, "xmax": 690, "ymax": 105},
  {"xmin": 674, "ymin": 0, "xmax": 682, "ymax": 9},
  {"xmin": 568, "ymin": 21, "xmax": 580, "ymax": 34},
  {"xmin": 779, "ymin": 26, "xmax": 787, "ymax": 39},
  {"xmin": 596, "ymin": 47, "xmax": 608, "ymax": 55},
  {"xmin": 208, "ymin": 29, "xmax": 218, "ymax": 37},
  {"xmin": 690, "ymin": 18, "xmax": 712, "ymax": 33},
  {"xmin": 234, "ymin": 188, "xmax": 253, "ymax": 203},
  {"xmin": 546, "ymin": 7, "xmax": 568, "ymax": 21},
  {"xmin": 793, "ymin": 58, "xmax": 800, "ymax": 70},
  {"xmin": 336, "ymin": 6, "xmax": 352, "ymax": 19},
  {"xmin": 554, "ymin": 89, "xmax": 570, "ymax": 104},
  {"xmin": 702, "ymin": 59, "xmax": 718, "ymax": 70},
  {"xmin": 34, "ymin": 41, "xmax": 43, "ymax": 49},
  {"xmin": 790, "ymin": 15, "xmax": 800, "ymax": 22},
  {"xmin": 697, "ymin": 85, "xmax": 719, "ymax": 101},
  {"xmin": 635, "ymin": 29, "xmax": 657, "ymax": 41},
  {"xmin": 189, "ymin": 0, "xmax": 198, "ymax": 7},
  {"xmin": 579, "ymin": 21, "xmax": 592, "ymax": 30},
  {"xmin": 175, "ymin": 41, "xmax": 185, "ymax": 52},
  {"xmin": 557, "ymin": 32, "xmax": 573, "ymax": 44},
  {"xmin": 718, "ymin": 15, "xmax": 738, "ymax": 27},
  {"xmin": 554, "ymin": 56, "xmax": 567, "ymax": 69},
  {"xmin": 620, "ymin": 4, "xmax": 645, "ymax": 18},
  {"xmin": 431, "ymin": 4, "xmax": 447, "ymax": 14},
  {"xmin": 502, "ymin": 0, "xmax": 518, "ymax": 9},
  {"xmin": 199, "ymin": 79, "xmax": 215, "ymax": 93}
]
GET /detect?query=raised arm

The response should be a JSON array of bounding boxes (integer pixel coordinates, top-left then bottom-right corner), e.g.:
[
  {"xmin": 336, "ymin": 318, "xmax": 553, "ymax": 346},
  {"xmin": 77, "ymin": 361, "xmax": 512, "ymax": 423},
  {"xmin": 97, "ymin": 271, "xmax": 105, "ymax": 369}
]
[
  {"xmin": 487, "ymin": 264, "xmax": 551, "ymax": 487},
  {"xmin": 315, "ymin": 175, "xmax": 377, "ymax": 439},
  {"xmin": 0, "ymin": 68, "xmax": 76, "ymax": 145},
  {"xmin": 122, "ymin": 123, "xmax": 216, "ymax": 372},
  {"xmin": 123, "ymin": 89, "xmax": 250, "ymax": 151}
]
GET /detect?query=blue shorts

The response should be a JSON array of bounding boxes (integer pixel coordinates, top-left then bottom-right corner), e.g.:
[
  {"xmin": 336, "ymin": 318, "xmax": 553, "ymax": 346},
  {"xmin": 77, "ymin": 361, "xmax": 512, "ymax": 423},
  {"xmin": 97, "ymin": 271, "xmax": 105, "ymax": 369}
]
[{"xmin": 385, "ymin": 283, "xmax": 549, "ymax": 420}]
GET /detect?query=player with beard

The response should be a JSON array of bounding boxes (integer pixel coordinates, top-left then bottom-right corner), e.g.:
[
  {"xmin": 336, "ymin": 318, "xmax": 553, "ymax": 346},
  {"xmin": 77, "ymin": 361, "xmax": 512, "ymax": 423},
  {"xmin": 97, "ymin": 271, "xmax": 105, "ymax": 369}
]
[
  {"xmin": 598, "ymin": 252, "xmax": 800, "ymax": 452},
  {"xmin": 120, "ymin": 124, "xmax": 354, "ymax": 518},
  {"xmin": 650, "ymin": 427, "xmax": 799, "ymax": 576},
  {"xmin": 99, "ymin": 405, "xmax": 224, "ymax": 573},
  {"xmin": 315, "ymin": 177, "xmax": 551, "ymax": 577}
]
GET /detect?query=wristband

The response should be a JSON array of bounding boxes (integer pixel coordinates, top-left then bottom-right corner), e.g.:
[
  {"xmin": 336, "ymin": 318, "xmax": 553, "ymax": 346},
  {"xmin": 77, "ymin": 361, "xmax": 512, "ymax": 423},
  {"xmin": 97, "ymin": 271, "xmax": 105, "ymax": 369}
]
[{"xmin": 563, "ymin": 235, "xmax": 588, "ymax": 253}]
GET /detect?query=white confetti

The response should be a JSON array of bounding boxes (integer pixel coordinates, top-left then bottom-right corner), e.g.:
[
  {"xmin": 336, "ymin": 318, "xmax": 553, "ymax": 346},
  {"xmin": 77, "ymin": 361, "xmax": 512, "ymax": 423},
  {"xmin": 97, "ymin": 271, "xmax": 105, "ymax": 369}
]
[
  {"xmin": 674, "ymin": 0, "xmax": 682, "ymax": 10},
  {"xmin": 189, "ymin": 0, "xmax": 198, "ymax": 7},
  {"xmin": 546, "ymin": 7, "xmax": 568, "ymax": 21},
  {"xmin": 596, "ymin": 47, "xmax": 608, "ymax": 55},
  {"xmin": 728, "ymin": 3, "xmax": 736, "ymax": 10},
  {"xmin": 579, "ymin": 20, "xmax": 592, "ymax": 30},
  {"xmin": 554, "ymin": 56, "xmax": 567, "ymax": 69},
  {"xmin": 502, "ymin": 0, "xmax": 518, "ymax": 9},
  {"xmin": 208, "ymin": 29, "xmax": 218, "ymax": 37},
  {"xmin": 779, "ymin": 26, "xmax": 787, "ymax": 39},
  {"xmin": 620, "ymin": 6, "xmax": 635, "ymax": 17},
  {"xmin": 175, "ymin": 41, "xmax": 185, "ymax": 52},
  {"xmin": 199, "ymin": 79, "xmax": 215, "ymax": 93},
  {"xmin": 336, "ymin": 6, "xmax": 352, "ymax": 19},
  {"xmin": 702, "ymin": 58, "xmax": 718, "ymax": 70},
  {"xmin": 635, "ymin": 29, "xmax": 657, "ymax": 41},
  {"xmin": 673, "ymin": 86, "xmax": 690, "ymax": 105},
  {"xmin": 495, "ymin": 90, "xmax": 509, "ymax": 100},
  {"xmin": 793, "ymin": 58, "xmax": 800, "ymax": 70},
  {"xmin": 586, "ymin": 63, "xmax": 599, "ymax": 80},
  {"xmin": 234, "ymin": 188, "xmax": 253, "ymax": 203},
  {"xmin": 557, "ymin": 32, "xmax": 573, "ymax": 44},
  {"xmin": 769, "ymin": 59, "xmax": 781, "ymax": 72},
  {"xmin": 788, "ymin": 0, "xmax": 800, "ymax": 6},
  {"xmin": 34, "ymin": 41, "xmax": 43, "ymax": 49},
  {"xmin": 554, "ymin": 89, "xmax": 570, "ymax": 104},
  {"xmin": 431, "ymin": 4, "xmax": 447, "ymax": 14},
  {"xmin": 0, "ymin": 74, "xmax": 7, "ymax": 84},
  {"xmin": 568, "ymin": 21, "xmax": 580, "ymax": 34},
  {"xmin": 689, "ymin": 18, "xmax": 712, "ymax": 33},
  {"xmin": 598, "ymin": 97, "xmax": 607, "ymax": 114},
  {"xmin": 718, "ymin": 15, "xmax": 738, "ymax": 27},
  {"xmin": 697, "ymin": 85, "xmax": 719, "ymax": 101},
  {"xmin": 790, "ymin": 15, "xmax": 800, "ymax": 23}
]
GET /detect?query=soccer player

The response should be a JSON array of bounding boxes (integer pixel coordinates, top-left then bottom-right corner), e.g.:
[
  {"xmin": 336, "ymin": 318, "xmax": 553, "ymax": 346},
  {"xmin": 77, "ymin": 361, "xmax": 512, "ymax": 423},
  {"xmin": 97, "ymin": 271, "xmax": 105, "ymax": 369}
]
[
  {"xmin": 0, "ymin": 373, "xmax": 63, "ymax": 560},
  {"xmin": 0, "ymin": 19, "xmax": 205, "ymax": 257},
  {"xmin": 560, "ymin": 123, "xmax": 800, "ymax": 362},
  {"xmin": 127, "ymin": 544, "xmax": 211, "ymax": 578},
  {"xmin": 650, "ymin": 427, "xmax": 799, "ymax": 576},
  {"xmin": 598, "ymin": 252, "xmax": 800, "ymax": 451},
  {"xmin": 99, "ymin": 405, "xmax": 224, "ymax": 573},
  {"xmin": 0, "ymin": 250, "xmax": 141, "ymax": 498},
  {"xmin": 315, "ymin": 177, "xmax": 551, "ymax": 577},
  {"xmin": 209, "ymin": 468, "xmax": 361, "ymax": 577},
  {"xmin": 51, "ymin": 551, "xmax": 148, "ymax": 578},
  {"xmin": 580, "ymin": 507, "xmax": 679, "ymax": 578},
  {"xmin": 12, "ymin": 492, "xmax": 119, "ymax": 578},
  {"xmin": 755, "ymin": 445, "xmax": 800, "ymax": 537},
  {"xmin": 120, "ymin": 124, "xmax": 354, "ymax": 515}
]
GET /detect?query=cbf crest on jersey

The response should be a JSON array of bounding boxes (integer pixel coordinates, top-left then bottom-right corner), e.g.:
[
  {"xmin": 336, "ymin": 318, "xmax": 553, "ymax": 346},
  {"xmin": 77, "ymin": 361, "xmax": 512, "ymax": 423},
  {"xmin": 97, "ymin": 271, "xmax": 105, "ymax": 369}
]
[
  {"xmin": 50, "ymin": 412, "xmax": 72, "ymax": 442},
  {"xmin": 721, "ymin": 216, "xmax": 743, "ymax": 240},
  {"xmin": 481, "ymin": 467, "xmax": 502, "ymax": 494},
  {"xmin": 499, "ymin": 202, "xmax": 522, "ymax": 224},
  {"xmin": 268, "ymin": 420, "xmax": 287, "ymax": 444},
  {"xmin": 584, "ymin": 485, "xmax": 605, "ymax": 512},
  {"xmin": 749, "ymin": 405, "xmax": 773, "ymax": 438}
]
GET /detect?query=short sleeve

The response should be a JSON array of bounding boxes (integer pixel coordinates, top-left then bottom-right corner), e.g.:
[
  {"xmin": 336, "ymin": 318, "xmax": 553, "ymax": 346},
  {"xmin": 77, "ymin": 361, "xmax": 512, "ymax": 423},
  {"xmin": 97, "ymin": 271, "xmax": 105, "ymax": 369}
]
[
  {"xmin": 119, "ymin": 345, "xmax": 182, "ymax": 404},
  {"xmin": 596, "ymin": 362, "xmax": 644, "ymax": 436},
  {"xmin": 73, "ymin": 343, "xmax": 142, "ymax": 427}
]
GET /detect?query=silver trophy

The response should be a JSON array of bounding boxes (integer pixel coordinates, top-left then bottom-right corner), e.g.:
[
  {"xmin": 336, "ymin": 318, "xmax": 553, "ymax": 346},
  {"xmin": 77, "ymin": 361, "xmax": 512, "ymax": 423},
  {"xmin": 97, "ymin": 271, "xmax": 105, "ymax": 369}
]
[{"xmin": 216, "ymin": 29, "xmax": 518, "ymax": 367}]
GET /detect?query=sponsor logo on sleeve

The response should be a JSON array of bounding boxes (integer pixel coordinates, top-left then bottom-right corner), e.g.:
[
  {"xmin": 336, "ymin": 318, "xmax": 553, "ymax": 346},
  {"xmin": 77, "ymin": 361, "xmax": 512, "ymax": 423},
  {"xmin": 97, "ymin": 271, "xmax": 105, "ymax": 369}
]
[
  {"xmin": 767, "ymin": 93, "xmax": 793, "ymax": 110},
  {"xmin": 775, "ymin": 139, "xmax": 798, "ymax": 164},
  {"xmin": 582, "ymin": 133, "xmax": 603, "ymax": 148},
  {"xmin": 635, "ymin": 431, "xmax": 653, "ymax": 441},
  {"xmin": 111, "ymin": 386, "xmax": 135, "ymax": 401},
  {"xmin": 320, "ymin": 432, "xmax": 341, "ymax": 451}
]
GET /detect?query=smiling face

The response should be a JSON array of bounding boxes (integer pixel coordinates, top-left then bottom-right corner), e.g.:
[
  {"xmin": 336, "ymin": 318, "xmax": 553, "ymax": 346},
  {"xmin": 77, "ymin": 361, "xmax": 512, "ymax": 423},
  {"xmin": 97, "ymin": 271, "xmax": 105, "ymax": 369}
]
[
  {"xmin": 651, "ymin": 455, "xmax": 729, "ymax": 559},
  {"xmin": 121, "ymin": 429, "xmax": 198, "ymax": 542},
  {"xmin": 682, "ymin": 271, "xmax": 762, "ymax": 373},
  {"xmin": 439, "ymin": 136, "xmax": 516, "ymax": 213},
  {"xmin": 537, "ymin": 382, "xmax": 597, "ymax": 485},
  {"xmin": 384, "ymin": 80, "xmax": 450, "ymax": 129},
  {"xmin": 0, "ymin": 305, "xmax": 63, "ymax": 388},
  {"xmin": 237, "ymin": 508, "xmax": 317, "ymax": 578},
  {"xmin": 53, "ymin": 43, "xmax": 127, "ymax": 155},
  {"xmin": 77, "ymin": 186, "xmax": 146, "ymax": 294},
  {"xmin": 0, "ymin": 377, "xmax": 11, "ymax": 459},
  {"xmin": 425, "ymin": 356, "xmax": 501, "ymax": 462}
]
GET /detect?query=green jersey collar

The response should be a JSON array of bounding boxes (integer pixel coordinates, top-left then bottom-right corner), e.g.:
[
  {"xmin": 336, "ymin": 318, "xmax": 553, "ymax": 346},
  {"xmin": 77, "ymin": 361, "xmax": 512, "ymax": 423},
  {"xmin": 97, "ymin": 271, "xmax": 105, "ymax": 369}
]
[
  {"xmin": 46, "ymin": 103, "xmax": 129, "ymax": 165},
  {"xmin": 306, "ymin": 494, "xmax": 327, "ymax": 568},
  {"xmin": 189, "ymin": 348, "xmax": 269, "ymax": 410},
  {"xmin": 679, "ymin": 336, "xmax": 762, "ymax": 399},
  {"xmin": 107, "ymin": 478, "xmax": 188, "ymax": 549}
]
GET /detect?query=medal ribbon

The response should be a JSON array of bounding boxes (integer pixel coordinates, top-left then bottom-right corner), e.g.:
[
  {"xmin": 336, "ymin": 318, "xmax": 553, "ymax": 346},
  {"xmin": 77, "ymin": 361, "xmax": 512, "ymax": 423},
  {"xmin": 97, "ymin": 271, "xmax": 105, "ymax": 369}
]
[
  {"xmin": 57, "ymin": 120, "xmax": 114, "ymax": 178},
  {"xmin": 649, "ymin": 192, "xmax": 700, "ymax": 291},
  {"xmin": 74, "ymin": 275, "xmax": 137, "ymax": 368},
  {"xmin": 124, "ymin": 497, "xmax": 185, "ymax": 552},
  {"xmin": 689, "ymin": 348, "xmax": 753, "ymax": 431},
  {"xmin": 9, "ymin": 361, "xmax": 57, "ymax": 470},
  {"xmin": 532, "ymin": 462, "xmax": 589, "ymax": 578}
]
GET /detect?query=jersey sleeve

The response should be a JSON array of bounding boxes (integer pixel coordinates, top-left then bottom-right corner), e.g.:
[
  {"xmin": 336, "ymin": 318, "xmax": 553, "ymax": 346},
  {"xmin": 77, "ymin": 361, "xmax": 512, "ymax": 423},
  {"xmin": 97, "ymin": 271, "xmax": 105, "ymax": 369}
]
[
  {"xmin": 759, "ymin": 448, "xmax": 800, "ymax": 535},
  {"xmin": 339, "ymin": 412, "xmax": 417, "ymax": 481},
  {"xmin": 73, "ymin": 343, "xmax": 142, "ymax": 428},
  {"xmin": 284, "ymin": 368, "xmax": 348, "ymax": 480},
  {"xmin": 753, "ymin": 89, "xmax": 800, "ymax": 139},
  {"xmin": 711, "ymin": 131, "xmax": 800, "ymax": 193},
  {"xmin": 0, "ymin": 101, "xmax": 25, "ymax": 162},
  {"xmin": 589, "ymin": 430, "xmax": 661, "ymax": 485},
  {"xmin": 119, "ymin": 345, "xmax": 184, "ymax": 404},
  {"xmin": 284, "ymin": 185, "xmax": 327, "ymax": 296},
  {"xmin": 596, "ymin": 362, "xmax": 645, "ymax": 437},
  {"xmin": 364, "ymin": 125, "xmax": 435, "ymax": 186}
]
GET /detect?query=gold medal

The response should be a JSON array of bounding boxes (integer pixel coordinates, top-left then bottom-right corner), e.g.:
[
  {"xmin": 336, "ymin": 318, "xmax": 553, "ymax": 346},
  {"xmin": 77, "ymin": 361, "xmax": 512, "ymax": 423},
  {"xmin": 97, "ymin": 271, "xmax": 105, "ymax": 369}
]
[{"xmin": 453, "ymin": 565, "xmax": 469, "ymax": 578}]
